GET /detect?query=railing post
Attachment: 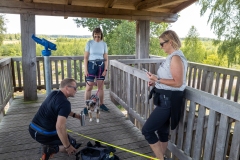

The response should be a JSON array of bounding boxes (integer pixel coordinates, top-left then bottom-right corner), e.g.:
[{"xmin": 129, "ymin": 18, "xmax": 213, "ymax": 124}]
[{"xmin": 127, "ymin": 72, "xmax": 134, "ymax": 123}]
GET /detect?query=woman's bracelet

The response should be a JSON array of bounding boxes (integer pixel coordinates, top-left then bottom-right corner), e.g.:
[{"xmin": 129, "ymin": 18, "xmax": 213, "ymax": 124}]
[
  {"xmin": 72, "ymin": 113, "xmax": 76, "ymax": 118},
  {"xmin": 64, "ymin": 144, "xmax": 71, "ymax": 149}
]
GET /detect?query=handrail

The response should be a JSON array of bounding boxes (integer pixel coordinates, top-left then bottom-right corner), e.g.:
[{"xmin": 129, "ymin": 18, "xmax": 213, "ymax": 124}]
[
  {"xmin": 11, "ymin": 55, "xmax": 135, "ymax": 92},
  {"xmin": 0, "ymin": 58, "xmax": 14, "ymax": 116},
  {"xmin": 109, "ymin": 59, "xmax": 240, "ymax": 159}
]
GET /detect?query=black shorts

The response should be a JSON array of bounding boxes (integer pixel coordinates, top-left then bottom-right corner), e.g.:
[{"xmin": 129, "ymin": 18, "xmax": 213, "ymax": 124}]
[
  {"xmin": 86, "ymin": 60, "xmax": 105, "ymax": 82},
  {"xmin": 29, "ymin": 126, "xmax": 75, "ymax": 146}
]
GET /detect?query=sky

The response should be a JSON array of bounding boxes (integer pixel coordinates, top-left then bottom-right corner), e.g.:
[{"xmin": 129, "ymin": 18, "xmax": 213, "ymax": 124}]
[{"xmin": 2, "ymin": 3, "xmax": 216, "ymax": 39}]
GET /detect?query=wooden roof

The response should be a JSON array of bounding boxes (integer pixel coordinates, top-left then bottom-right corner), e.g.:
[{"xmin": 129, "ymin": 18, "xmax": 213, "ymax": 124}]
[{"xmin": 0, "ymin": 0, "xmax": 196, "ymax": 23}]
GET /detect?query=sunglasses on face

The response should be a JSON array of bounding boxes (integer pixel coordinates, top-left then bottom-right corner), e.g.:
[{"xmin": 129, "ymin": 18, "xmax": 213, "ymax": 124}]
[
  {"xmin": 68, "ymin": 85, "xmax": 77, "ymax": 91},
  {"xmin": 94, "ymin": 35, "xmax": 101, "ymax": 39},
  {"xmin": 160, "ymin": 40, "xmax": 169, "ymax": 47}
]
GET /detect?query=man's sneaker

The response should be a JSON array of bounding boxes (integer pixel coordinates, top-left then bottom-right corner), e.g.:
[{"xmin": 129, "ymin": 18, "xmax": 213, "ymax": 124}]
[
  {"xmin": 100, "ymin": 104, "xmax": 109, "ymax": 112},
  {"xmin": 83, "ymin": 107, "xmax": 88, "ymax": 115},
  {"xmin": 96, "ymin": 118, "xmax": 99, "ymax": 123},
  {"xmin": 89, "ymin": 118, "xmax": 92, "ymax": 122},
  {"xmin": 41, "ymin": 145, "xmax": 59, "ymax": 160}
]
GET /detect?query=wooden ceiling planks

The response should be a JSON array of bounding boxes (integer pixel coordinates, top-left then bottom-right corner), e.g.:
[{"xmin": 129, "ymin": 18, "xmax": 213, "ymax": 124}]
[{"xmin": 1, "ymin": 0, "xmax": 197, "ymax": 22}]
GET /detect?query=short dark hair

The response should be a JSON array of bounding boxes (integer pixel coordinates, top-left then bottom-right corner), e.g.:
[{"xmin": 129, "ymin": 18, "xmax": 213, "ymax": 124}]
[
  {"xmin": 92, "ymin": 27, "xmax": 104, "ymax": 40},
  {"xmin": 60, "ymin": 78, "xmax": 76, "ymax": 88}
]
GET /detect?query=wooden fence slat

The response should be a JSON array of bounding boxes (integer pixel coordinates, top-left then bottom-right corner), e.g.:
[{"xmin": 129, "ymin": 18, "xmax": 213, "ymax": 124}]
[
  {"xmin": 176, "ymin": 98, "xmax": 187, "ymax": 150},
  {"xmin": 227, "ymin": 75, "xmax": 234, "ymax": 100},
  {"xmin": 229, "ymin": 121, "xmax": 240, "ymax": 160},
  {"xmin": 214, "ymin": 72, "xmax": 220, "ymax": 96},
  {"xmin": 192, "ymin": 67, "xmax": 197, "ymax": 88},
  {"xmin": 234, "ymin": 75, "xmax": 240, "ymax": 102},
  {"xmin": 220, "ymin": 74, "xmax": 227, "ymax": 98},
  {"xmin": 196, "ymin": 69, "xmax": 202, "ymax": 89},
  {"xmin": 67, "ymin": 59, "xmax": 71, "ymax": 78},
  {"xmin": 188, "ymin": 66, "xmax": 193, "ymax": 87},
  {"xmin": 55, "ymin": 60, "xmax": 59, "ymax": 87},
  {"xmin": 214, "ymin": 114, "xmax": 229, "ymax": 160},
  {"xmin": 203, "ymin": 110, "xmax": 217, "ymax": 160},
  {"xmin": 61, "ymin": 60, "xmax": 64, "ymax": 80},
  {"xmin": 184, "ymin": 101, "xmax": 196, "ymax": 156},
  {"xmin": 193, "ymin": 105, "xmax": 205, "ymax": 159}
]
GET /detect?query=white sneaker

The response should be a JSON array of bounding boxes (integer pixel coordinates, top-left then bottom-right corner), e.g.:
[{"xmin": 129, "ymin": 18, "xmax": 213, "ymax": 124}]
[
  {"xmin": 89, "ymin": 118, "xmax": 92, "ymax": 122},
  {"xmin": 96, "ymin": 119, "xmax": 99, "ymax": 123}
]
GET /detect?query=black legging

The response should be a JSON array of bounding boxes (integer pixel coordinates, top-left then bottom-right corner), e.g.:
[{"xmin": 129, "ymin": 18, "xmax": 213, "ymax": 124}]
[{"xmin": 142, "ymin": 95, "xmax": 171, "ymax": 144}]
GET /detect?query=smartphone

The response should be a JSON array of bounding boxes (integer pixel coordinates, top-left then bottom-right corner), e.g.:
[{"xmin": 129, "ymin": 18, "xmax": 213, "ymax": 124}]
[{"xmin": 142, "ymin": 68, "xmax": 148, "ymax": 73}]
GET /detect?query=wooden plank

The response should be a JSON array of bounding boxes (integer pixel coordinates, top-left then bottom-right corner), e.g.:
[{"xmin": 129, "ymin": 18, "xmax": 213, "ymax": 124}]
[
  {"xmin": 220, "ymin": 74, "xmax": 227, "ymax": 98},
  {"xmin": 196, "ymin": 68, "xmax": 202, "ymax": 89},
  {"xmin": 234, "ymin": 75, "xmax": 240, "ymax": 102},
  {"xmin": 55, "ymin": 60, "xmax": 59, "ymax": 87},
  {"xmin": 192, "ymin": 67, "xmax": 197, "ymax": 88},
  {"xmin": 227, "ymin": 75, "xmax": 234, "ymax": 100},
  {"xmin": 214, "ymin": 72, "xmax": 220, "ymax": 96},
  {"xmin": 184, "ymin": 101, "xmax": 196, "ymax": 156},
  {"xmin": 0, "ymin": 90, "xmax": 153, "ymax": 159},
  {"xmin": 214, "ymin": 114, "xmax": 229, "ymax": 160},
  {"xmin": 36, "ymin": 61, "xmax": 41, "ymax": 86},
  {"xmin": 168, "ymin": 142, "xmax": 192, "ymax": 160},
  {"xmin": 229, "ymin": 121, "xmax": 240, "ymax": 160},
  {"xmin": 176, "ymin": 98, "xmax": 187, "ymax": 150},
  {"xmin": 184, "ymin": 87, "xmax": 240, "ymax": 121},
  {"xmin": 203, "ymin": 109, "xmax": 217, "ymax": 160},
  {"xmin": 61, "ymin": 60, "xmax": 64, "ymax": 80},
  {"xmin": 136, "ymin": 20, "xmax": 150, "ymax": 59},
  {"xmin": 193, "ymin": 105, "xmax": 205, "ymax": 159},
  {"xmin": 20, "ymin": 13, "xmax": 37, "ymax": 100},
  {"xmin": 187, "ymin": 66, "xmax": 193, "ymax": 87},
  {"xmin": 16, "ymin": 61, "xmax": 22, "ymax": 90},
  {"xmin": 0, "ymin": 0, "xmax": 178, "ymax": 23}
]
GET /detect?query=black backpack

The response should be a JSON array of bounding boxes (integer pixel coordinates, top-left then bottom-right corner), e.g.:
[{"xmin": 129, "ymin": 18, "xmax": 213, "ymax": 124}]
[{"xmin": 76, "ymin": 141, "xmax": 120, "ymax": 160}]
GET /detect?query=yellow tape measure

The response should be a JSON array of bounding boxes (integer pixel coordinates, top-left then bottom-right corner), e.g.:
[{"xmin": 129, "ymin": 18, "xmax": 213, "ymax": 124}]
[{"xmin": 67, "ymin": 129, "xmax": 158, "ymax": 160}]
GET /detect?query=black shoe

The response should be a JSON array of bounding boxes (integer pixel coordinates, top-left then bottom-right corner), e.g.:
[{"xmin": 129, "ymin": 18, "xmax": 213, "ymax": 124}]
[
  {"xmin": 100, "ymin": 104, "xmax": 109, "ymax": 112},
  {"xmin": 83, "ymin": 107, "xmax": 88, "ymax": 115},
  {"xmin": 41, "ymin": 145, "xmax": 59, "ymax": 160}
]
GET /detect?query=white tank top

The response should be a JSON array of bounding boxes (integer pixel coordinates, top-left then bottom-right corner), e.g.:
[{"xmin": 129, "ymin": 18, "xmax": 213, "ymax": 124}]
[{"xmin": 155, "ymin": 50, "xmax": 188, "ymax": 91}]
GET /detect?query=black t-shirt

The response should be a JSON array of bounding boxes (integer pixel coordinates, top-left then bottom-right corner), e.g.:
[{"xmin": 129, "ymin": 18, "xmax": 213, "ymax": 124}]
[{"xmin": 32, "ymin": 90, "xmax": 71, "ymax": 131}]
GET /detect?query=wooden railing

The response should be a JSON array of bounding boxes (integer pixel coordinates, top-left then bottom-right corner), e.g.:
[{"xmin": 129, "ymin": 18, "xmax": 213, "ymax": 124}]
[
  {"xmin": 109, "ymin": 59, "xmax": 240, "ymax": 159},
  {"xmin": 0, "ymin": 58, "xmax": 14, "ymax": 117},
  {"xmin": 11, "ymin": 55, "xmax": 135, "ymax": 92}
]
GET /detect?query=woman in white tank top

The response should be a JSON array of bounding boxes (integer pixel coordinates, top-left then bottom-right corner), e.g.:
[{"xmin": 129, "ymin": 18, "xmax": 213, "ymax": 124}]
[{"xmin": 142, "ymin": 30, "xmax": 188, "ymax": 160}]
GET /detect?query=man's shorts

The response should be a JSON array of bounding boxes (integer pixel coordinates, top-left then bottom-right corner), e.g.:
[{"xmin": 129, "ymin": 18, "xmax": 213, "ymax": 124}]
[{"xmin": 86, "ymin": 60, "xmax": 105, "ymax": 82}]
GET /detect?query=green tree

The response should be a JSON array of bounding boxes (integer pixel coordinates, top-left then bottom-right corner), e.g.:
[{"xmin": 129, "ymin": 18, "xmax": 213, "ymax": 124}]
[
  {"xmin": 182, "ymin": 26, "xmax": 206, "ymax": 63},
  {"xmin": 149, "ymin": 22, "xmax": 168, "ymax": 56},
  {"xmin": 0, "ymin": 15, "xmax": 7, "ymax": 45},
  {"xmin": 199, "ymin": 0, "xmax": 240, "ymax": 67},
  {"xmin": 73, "ymin": 18, "xmax": 122, "ymax": 47},
  {"xmin": 108, "ymin": 21, "xmax": 136, "ymax": 55}
]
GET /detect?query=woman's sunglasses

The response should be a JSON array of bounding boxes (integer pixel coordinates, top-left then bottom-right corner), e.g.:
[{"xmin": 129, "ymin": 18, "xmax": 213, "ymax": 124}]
[{"xmin": 160, "ymin": 40, "xmax": 169, "ymax": 47}]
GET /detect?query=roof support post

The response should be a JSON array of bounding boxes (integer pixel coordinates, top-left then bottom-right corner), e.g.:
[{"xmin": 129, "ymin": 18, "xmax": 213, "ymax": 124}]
[
  {"xmin": 136, "ymin": 20, "xmax": 150, "ymax": 59},
  {"xmin": 20, "ymin": 13, "xmax": 38, "ymax": 101}
]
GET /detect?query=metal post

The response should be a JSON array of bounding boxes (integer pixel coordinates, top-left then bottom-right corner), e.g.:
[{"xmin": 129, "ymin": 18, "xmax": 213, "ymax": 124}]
[{"xmin": 44, "ymin": 56, "xmax": 52, "ymax": 96}]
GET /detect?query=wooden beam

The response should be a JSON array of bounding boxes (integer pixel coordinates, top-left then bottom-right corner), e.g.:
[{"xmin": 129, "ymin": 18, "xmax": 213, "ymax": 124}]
[
  {"xmin": 105, "ymin": 0, "xmax": 118, "ymax": 8},
  {"xmin": 136, "ymin": 0, "xmax": 186, "ymax": 10},
  {"xmin": 23, "ymin": 0, "xmax": 33, "ymax": 2},
  {"xmin": 64, "ymin": 0, "xmax": 72, "ymax": 19},
  {"xmin": 171, "ymin": 0, "xmax": 197, "ymax": 13},
  {"xmin": 0, "ymin": 0, "xmax": 178, "ymax": 23},
  {"xmin": 66, "ymin": 0, "xmax": 72, "ymax": 5}
]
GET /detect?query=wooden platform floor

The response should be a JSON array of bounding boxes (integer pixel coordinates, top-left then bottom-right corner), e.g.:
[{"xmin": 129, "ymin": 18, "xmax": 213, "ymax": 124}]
[{"xmin": 0, "ymin": 89, "xmax": 154, "ymax": 160}]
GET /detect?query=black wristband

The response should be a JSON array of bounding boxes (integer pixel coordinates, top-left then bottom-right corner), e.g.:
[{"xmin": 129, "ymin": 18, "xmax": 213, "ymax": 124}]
[
  {"xmin": 73, "ymin": 113, "xmax": 76, "ymax": 118},
  {"xmin": 105, "ymin": 69, "xmax": 107, "ymax": 71},
  {"xmin": 64, "ymin": 144, "xmax": 71, "ymax": 149}
]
